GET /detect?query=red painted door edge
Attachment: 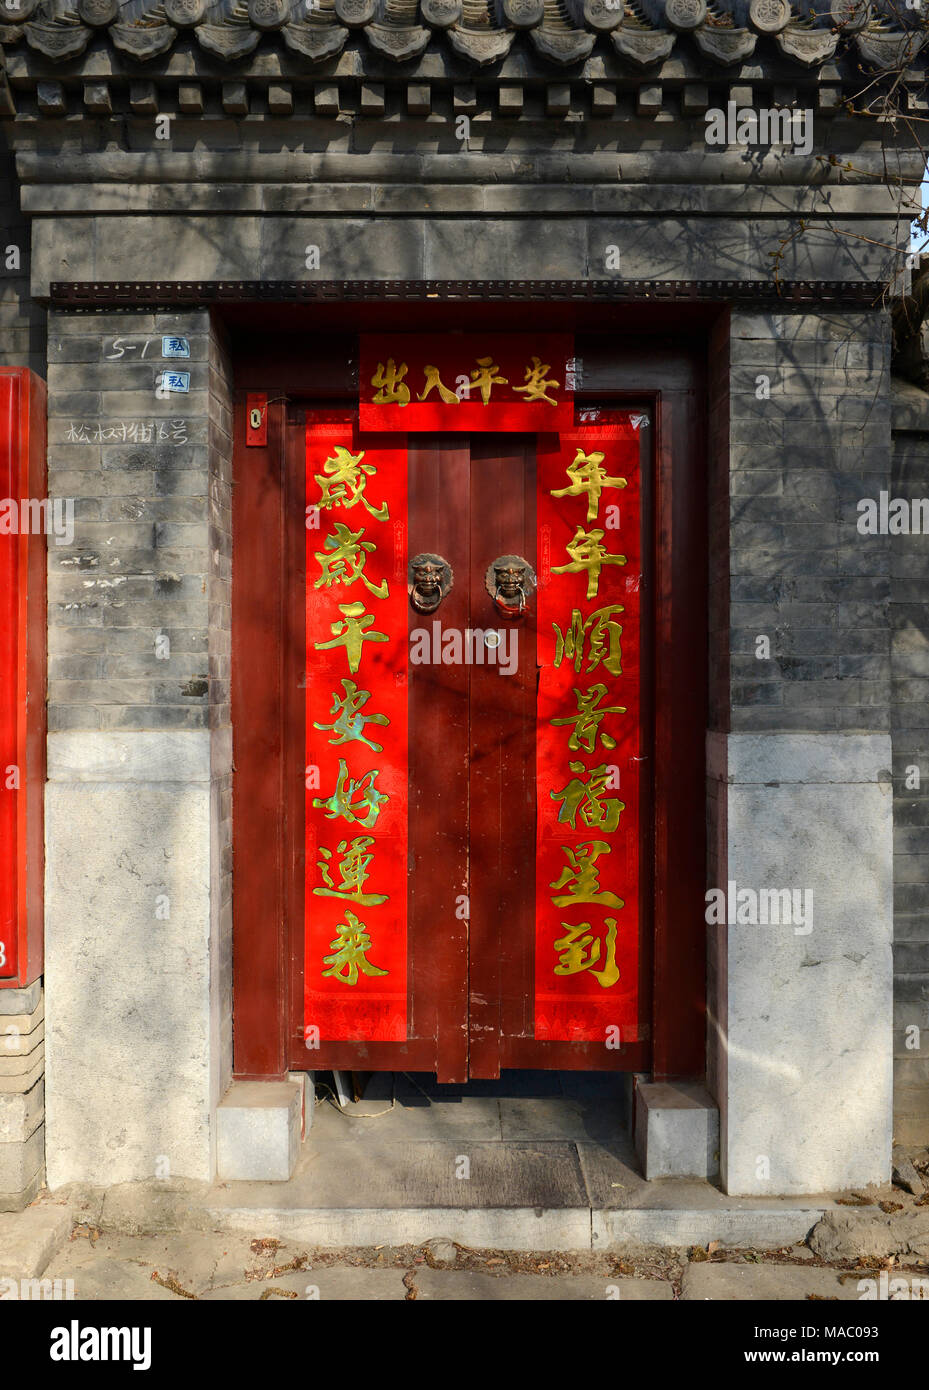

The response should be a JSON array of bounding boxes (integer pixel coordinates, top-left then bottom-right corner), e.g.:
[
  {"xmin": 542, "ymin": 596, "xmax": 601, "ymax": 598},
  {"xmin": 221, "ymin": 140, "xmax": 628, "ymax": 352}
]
[{"xmin": 0, "ymin": 368, "xmax": 46, "ymax": 991}]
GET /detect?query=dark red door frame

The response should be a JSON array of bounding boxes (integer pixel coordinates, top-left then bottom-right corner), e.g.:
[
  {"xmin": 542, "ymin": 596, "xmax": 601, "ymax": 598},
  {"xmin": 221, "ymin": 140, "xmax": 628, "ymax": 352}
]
[
  {"xmin": 231, "ymin": 324, "xmax": 708, "ymax": 1083},
  {"xmin": 231, "ymin": 394, "xmax": 288, "ymax": 1077}
]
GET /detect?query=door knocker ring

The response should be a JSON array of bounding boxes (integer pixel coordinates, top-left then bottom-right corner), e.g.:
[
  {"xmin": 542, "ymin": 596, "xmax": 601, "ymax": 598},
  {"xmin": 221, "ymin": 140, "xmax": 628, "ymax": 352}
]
[{"xmin": 486, "ymin": 555, "xmax": 537, "ymax": 620}]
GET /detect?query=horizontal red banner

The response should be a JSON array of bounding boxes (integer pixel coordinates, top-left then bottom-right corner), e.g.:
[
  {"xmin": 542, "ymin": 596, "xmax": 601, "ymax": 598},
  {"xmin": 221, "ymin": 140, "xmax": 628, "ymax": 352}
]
[{"xmin": 360, "ymin": 334, "xmax": 574, "ymax": 432}]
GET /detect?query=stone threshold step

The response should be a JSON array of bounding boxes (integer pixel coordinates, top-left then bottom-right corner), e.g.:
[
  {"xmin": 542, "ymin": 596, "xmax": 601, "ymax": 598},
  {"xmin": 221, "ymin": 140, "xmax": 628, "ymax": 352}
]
[{"xmin": 199, "ymin": 1203, "xmax": 830, "ymax": 1252}]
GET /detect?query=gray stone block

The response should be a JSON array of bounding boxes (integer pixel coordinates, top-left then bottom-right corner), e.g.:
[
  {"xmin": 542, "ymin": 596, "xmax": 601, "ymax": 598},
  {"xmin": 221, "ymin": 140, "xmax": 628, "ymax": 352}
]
[
  {"xmin": 49, "ymin": 361, "xmax": 168, "ymax": 392},
  {"xmin": 713, "ymin": 732, "xmax": 892, "ymax": 785},
  {"xmin": 0, "ymin": 981, "xmax": 41, "ymax": 1016},
  {"xmin": 634, "ymin": 1082, "xmax": 720, "ymax": 1181},
  {"xmin": 97, "ymin": 705, "xmax": 210, "ymax": 731},
  {"xmin": 0, "ymin": 1079, "xmax": 44, "ymax": 1144},
  {"xmin": 47, "ymin": 731, "xmax": 212, "ymax": 783},
  {"xmin": 261, "ymin": 217, "xmax": 424, "ymax": 281},
  {"xmin": 0, "ymin": 1123, "xmax": 44, "ymax": 1192},
  {"xmin": 747, "ymin": 219, "xmax": 900, "ymax": 284},
  {"xmin": 94, "ymin": 216, "xmax": 261, "ymax": 283},
  {"xmin": 0, "ymin": 1022, "xmax": 45, "ymax": 1058},
  {"xmin": 682, "ymin": 1262, "xmax": 862, "ymax": 1301},
  {"xmin": 0, "ymin": 1197, "xmax": 71, "ymax": 1278},
  {"xmin": 424, "ymin": 218, "xmax": 586, "ymax": 281},
  {"xmin": 31, "ymin": 217, "xmax": 95, "ymax": 296},
  {"xmin": 314, "ymin": 87, "xmax": 340, "ymax": 116},
  {"xmin": 710, "ymin": 734, "xmax": 894, "ymax": 1196},
  {"xmin": 262, "ymin": 185, "xmax": 373, "ymax": 214},
  {"xmin": 0, "ymin": 1048, "xmax": 44, "ymax": 1081},
  {"xmin": 216, "ymin": 1081, "xmax": 302, "ymax": 1182},
  {"xmin": 592, "ymin": 1207, "xmax": 823, "ymax": 1251},
  {"xmin": 407, "ymin": 84, "xmax": 430, "ymax": 116},
  {"xmin": 374, "ymin": 185, "xmax": 483, "ymax": 215},
  {"xmin": 360, "ymin": 84, "xmax": 385, "ymax": 117},
  {"xmin": 44, "ymin": 778, "xmax": 215, "ymax": 1186},
  {"xmin": 0, "ymin": 1170, "xmax": 42, "ymax": 1213},
  {"xmin": 287, "ymin": 1071, "xmax": 314, "ymax": 1135}
]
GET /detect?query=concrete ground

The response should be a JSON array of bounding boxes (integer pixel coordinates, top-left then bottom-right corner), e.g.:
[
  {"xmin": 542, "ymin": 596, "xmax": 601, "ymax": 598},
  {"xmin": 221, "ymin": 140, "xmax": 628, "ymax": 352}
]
[
  {"xmin": 5, "ymin": 1217, "xmax": 928, "ymax": 1300},
  {"xmin": 2, "ymin": 1073, "xmax": 927, "ymax": 1300}
]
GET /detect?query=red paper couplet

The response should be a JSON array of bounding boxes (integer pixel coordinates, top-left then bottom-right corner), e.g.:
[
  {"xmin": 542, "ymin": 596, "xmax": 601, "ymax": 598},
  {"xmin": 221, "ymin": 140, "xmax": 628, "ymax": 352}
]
[
  {"xmin": 359, "ymin": 334, "xmax": 575, "ymax": 433},
  {"xmin": 304, "ymin": 416, "xmax": 408, "ymax": 1042},
  {"xmin": 535, "ymin": 414, "xmax": 643, "ymax": 1044},
  {"xmin": 0, "ymin": 382, "xmax": 22, "ymax": 979}
]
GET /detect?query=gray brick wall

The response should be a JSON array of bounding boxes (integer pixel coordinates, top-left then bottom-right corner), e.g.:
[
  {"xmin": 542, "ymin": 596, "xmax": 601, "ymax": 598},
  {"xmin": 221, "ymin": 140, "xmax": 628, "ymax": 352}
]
[
  {"xmin": 47, "ymin": 311, "xmax": 213, "ymax": 732},
  {"xmin": 710, "ymin": 310, "xmax": 922, "ymax": 1142},
  {"xmin": 724, "ymin": 310, "xmax": 892, "ymax": 736},
  {"xmin": 0, "ymin": 149, "xmax": 45, "ymax": 377},
  {"xmin": 890, "ymin": 411, "xmax": 929, "ymax": 1145},
  {"xmin": 209, "ymin": 317, "xmax": 234, "ymax": 1098},
  {"xmin": 46, "ymin": 305, "xmax": 236, "ymax": 1121}
]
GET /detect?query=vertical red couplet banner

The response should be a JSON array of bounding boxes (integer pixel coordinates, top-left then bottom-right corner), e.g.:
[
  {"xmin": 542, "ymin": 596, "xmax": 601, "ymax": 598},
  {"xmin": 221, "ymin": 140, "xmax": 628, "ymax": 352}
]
[
  {"xmin": 535, "ymin": 414, "xmax": 643, "ymax": 1043},
  {"xmin": 0, "ymin": 375, "xmax": 24, "ymax": 979},
  {"xmin": 304, "ymin": 417, "xmax": 408, "ymax": 1042}
]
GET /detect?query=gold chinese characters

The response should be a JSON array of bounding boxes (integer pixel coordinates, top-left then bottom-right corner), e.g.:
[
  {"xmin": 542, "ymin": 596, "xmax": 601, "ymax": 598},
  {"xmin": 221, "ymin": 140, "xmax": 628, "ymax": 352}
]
[
  {"xmin": 309, "ymin": 445, "xmax": 395, "ymax": 985},
  {"xmin": 544, "ymin": 442, "xmax": 633, "ymax": 991},
  {"xmin": 371, "ymin": 355, "xmax": 560, "ymax": 407}
]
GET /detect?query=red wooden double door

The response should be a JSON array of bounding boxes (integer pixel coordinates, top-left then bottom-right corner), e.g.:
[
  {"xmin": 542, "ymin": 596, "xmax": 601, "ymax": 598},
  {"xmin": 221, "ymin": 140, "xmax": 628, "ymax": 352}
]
[{"xmin": 233, "ymin": 344, "xmax": 706, "ymax": 1085}]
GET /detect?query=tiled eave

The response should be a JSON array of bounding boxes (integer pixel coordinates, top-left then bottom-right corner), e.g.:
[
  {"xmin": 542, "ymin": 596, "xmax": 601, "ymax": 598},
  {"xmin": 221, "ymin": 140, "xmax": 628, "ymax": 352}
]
[
  {"xmin": 0, "ymin": 37, "xmax": 926, "ymax": 120},
  {"xmin": 1, "ymin": 2, "xmax": 926, "ymax": 119},
  {"xmin": 0, "ymin": 0, "xmax": 927, "ymax": 78}
]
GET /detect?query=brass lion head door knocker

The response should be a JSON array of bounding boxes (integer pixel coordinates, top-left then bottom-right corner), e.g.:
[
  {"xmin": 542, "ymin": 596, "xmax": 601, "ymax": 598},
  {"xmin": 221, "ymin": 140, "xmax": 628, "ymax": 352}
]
[
  {"xmin": 486, "ymin": 554, "xmax": 537, "ymax": 619},
  {"xmin": 408, "ymin": 553, "xmax": 453, "ymax": 614}
]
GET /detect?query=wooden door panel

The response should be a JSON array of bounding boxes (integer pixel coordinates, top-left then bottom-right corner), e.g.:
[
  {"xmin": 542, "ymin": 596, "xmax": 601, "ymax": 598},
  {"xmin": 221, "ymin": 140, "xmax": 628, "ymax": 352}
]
[
  {"xmin": 468, "ymin": 423, "xmax": 651, "ymax": 1074},
  {"xmin": 407, "ymin": 440, "xmax": 471, "ymax": 1082},
  {"xmin": 287, "ymin": 423, "xmax": 473, "ymax": 1077},
  {"xmin": 467, "ymin": 436, "xmax": 537, "ymax": 1078}
]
